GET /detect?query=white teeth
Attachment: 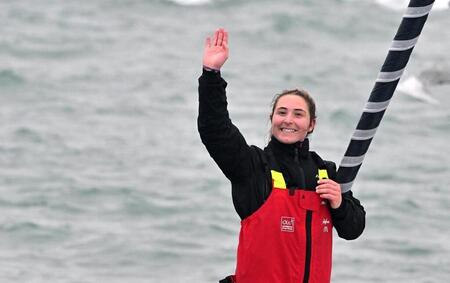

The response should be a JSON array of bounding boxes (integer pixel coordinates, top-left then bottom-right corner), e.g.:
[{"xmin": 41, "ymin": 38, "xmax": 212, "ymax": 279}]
[{"xmin": 282, "ymin": 128, "xmax": 296, "ymax": 133}]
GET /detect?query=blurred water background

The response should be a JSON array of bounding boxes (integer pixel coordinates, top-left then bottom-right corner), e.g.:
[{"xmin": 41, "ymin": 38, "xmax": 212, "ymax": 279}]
[{"xmin": 1, "ymin": 0, "xmax": 449, "ymax": 282}]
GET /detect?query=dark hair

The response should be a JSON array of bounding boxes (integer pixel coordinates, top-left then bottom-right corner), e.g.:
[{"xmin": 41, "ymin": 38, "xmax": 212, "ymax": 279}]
[{"xmin": 270, "ymin": 89, "xmax": 317, "ymax": 121}]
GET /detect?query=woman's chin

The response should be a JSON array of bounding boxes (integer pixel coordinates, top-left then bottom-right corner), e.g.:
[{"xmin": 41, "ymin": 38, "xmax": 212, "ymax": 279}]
[{"xmin": 277, "ymin": 135, "xmax": 303, "ymax": 144}]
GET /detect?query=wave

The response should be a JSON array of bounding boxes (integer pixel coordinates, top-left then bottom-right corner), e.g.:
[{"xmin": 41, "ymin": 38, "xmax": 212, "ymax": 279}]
[
  {"xmin": 396, "ymin": 76, "xmax": 439, "ymax": 104},
  {"xmin": 0, "ymin": 69, "xmax": 25, "ymax": 87},
  {"xmin": 167, "ymin": 0, "xmax": 212, "ymax": 6},
  {"xmin": 375, "ymin": 0, "xmax": 449, "ymax": 11},
  {"xmin": 420, "ymin": 66, "xmax": 450, "ymax": 85}
]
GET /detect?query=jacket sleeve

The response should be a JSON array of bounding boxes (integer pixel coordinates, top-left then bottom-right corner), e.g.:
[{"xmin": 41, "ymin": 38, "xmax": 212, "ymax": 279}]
[
  {"xmin": 326, "ymin": 161, "xmax": 366, "ymax": 240},
  {"xmin": 197, "ymin": 69, "xmax": 253, "ymax": 183},
  {"xmin": 331, "ymin": 190, "xmax": 366, "ymax": 240}
]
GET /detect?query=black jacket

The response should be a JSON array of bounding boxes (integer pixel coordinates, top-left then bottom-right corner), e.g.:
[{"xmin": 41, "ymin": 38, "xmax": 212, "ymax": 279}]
[{"xmin": 198, "ymin": 69, "xmax": 365, "ymax": 240}]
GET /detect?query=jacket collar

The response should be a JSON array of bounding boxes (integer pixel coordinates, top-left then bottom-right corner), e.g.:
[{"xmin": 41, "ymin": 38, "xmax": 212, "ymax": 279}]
[{"xmin": 268, "ymin": 136, "xmax": 310, "ymax": 159}]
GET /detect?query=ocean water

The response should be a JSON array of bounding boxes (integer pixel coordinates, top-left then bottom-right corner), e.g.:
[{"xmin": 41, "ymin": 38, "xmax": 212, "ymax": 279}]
[{"xmin": 1, "ymin": 0, "xmax": 449, "ymax": 282}]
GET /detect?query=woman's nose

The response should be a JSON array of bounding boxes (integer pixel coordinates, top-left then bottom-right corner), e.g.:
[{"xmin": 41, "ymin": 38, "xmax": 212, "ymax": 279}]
[{"xmin": 283, "ymin": 113, "xmax": 293, "ymax": 123}]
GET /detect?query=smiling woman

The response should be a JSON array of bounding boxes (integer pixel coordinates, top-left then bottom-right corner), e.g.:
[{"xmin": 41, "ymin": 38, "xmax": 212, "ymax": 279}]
[
  {"xmin": 270, "ymin": 89, "xmax": 316, "ymax": 145},
  {"xmin": 197, "ymin": 28, "xmax": 366, "ymax": 283}
]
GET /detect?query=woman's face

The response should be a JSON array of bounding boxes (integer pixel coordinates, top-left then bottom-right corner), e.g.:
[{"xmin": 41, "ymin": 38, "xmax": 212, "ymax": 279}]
[{"xmin": 271, "ymin": 94, "xmax": 315, "ymax": 144}]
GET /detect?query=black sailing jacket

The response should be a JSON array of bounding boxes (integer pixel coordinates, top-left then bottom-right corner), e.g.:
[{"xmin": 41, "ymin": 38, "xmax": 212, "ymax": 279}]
[{"xmin": 198, "ymin": 69, "xmax": 365, "ymax": 240}]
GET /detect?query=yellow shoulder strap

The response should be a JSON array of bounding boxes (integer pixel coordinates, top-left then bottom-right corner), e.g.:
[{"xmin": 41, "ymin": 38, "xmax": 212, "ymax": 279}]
[
  {"xmin": 318, "ymin": 169, "xmax": 329, "ymax": 180},
  {"xmin": 271, "ymin": 170, "xmax": 286, "ymax": 189}
]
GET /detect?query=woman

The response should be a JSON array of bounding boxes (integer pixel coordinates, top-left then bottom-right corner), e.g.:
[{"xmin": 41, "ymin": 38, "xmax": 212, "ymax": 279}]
[{"xmin": 198, "ymin": 28, "xmax": 365, "ymax": 283}]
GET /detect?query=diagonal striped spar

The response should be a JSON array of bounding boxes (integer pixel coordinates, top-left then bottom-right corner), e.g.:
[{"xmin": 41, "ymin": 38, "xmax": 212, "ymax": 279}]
[{"xmin": 336, "ymin": 0, "xmax": 435, "ymax": 193}]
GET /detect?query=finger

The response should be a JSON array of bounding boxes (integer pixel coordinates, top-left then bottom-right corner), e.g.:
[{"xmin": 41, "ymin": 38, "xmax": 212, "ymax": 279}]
[
  {"xmin": 222, "ymin": 40, "xmax": 228, "ymax": 51},
  {"xmin": 213, "ymin": 30, "xmax": 219, "ymax": 46},
  {"xmin": 316, "ymin": 184, "xmax": 339, "ymax": 191},
  {"xmin": 316, "ymin": 186, "xmax": 341, "ymax": 196},
  {"xmin": 317, "ymin": 181, "xmax": 341, "ymax": 192},
  {"xmin": 318, "ymin": 190, "xmax": 340, "ymax": 199},
  {"xmin": 318, "ymin": 193, "xmax": 337, "ymax": 201},
  {"xmin": 317, "ymin": 179, "xmax": 335, "ymax": 185},
  {"xmin": 222, "ymin": 31, "xmax": 229, "ymax": 52},
  {"xmin": 316, "ymin": 190, "xmax": 337, "ymax": 198},
  {"xmin": 223, "ymin": 30, "xmax": 228, "ymax": 45},
  {"xmin": 222, "ymin": 38, "xmax": 228, "ymax": 54},
  {"xmin": 217, "ymin": 29, "xmax": 224, "ymax": 46},
  {"xmin": 317, "ymin": 180, "xmax": 328, "ymax": 187}
]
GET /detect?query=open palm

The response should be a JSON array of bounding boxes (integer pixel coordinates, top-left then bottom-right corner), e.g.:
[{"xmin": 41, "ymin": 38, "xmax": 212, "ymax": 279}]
[{"xmin": 203, "ymin": 28, "xmax": 229, "ymax": 70}]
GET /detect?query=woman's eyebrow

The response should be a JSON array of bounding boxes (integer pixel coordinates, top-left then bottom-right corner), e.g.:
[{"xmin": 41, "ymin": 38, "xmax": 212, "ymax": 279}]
[
  {"xmin": 276, "ymin": 106, "xmax": 306, "ymax": 113},
  {"xmin": 277, "ymin": 106, "xmax": 305, "ymax": 111}
]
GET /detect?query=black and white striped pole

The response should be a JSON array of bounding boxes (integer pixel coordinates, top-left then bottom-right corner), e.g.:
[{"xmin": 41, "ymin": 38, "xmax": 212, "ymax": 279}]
[{"xmin": 337, "ymin": 0, "xmax": 435, "ymax": 193}]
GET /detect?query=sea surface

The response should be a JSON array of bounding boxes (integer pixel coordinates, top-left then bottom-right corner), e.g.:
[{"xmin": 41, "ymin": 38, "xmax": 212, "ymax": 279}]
[{"xmin": 1, "ymin": 0, "xmax": 449, "ymax": 282}]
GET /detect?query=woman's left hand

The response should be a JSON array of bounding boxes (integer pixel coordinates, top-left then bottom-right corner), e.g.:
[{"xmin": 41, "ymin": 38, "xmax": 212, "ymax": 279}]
[{"xmin": 316, "ymin": 179, "xmax": 342, "ymax": 209}]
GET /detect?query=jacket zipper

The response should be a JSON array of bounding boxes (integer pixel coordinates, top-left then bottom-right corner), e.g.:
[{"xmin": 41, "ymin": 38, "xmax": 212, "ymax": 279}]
[
  {"xmin": 295, "ymin": 147, "xmax": 312, "ymax": 283},
  {"xmin": 303, "ymin": 210, "xmax": 312, "ymax": 283}
]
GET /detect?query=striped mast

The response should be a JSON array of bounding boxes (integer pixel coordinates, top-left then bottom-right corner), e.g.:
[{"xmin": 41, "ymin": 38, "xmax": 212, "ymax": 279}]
[{"xmin": 337, "ymin": 0, "xmax": 435, "ymax": 193}]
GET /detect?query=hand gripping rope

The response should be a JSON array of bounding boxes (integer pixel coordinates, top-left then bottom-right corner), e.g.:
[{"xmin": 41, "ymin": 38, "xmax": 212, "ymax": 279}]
[{"xmin": 336, "ymin": 0, "xmax": 435, "ymax": 193}]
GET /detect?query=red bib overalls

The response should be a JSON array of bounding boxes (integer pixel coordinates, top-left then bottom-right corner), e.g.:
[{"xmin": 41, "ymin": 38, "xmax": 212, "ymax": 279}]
[{"xmin": 234, "ymin": 170, "xmax": 333, "ymax": 283}]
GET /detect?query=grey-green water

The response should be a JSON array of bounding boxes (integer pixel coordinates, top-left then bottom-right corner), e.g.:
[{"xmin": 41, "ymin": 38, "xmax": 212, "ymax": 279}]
[{"xmin": 1, "ymin": 0, "xmax": 449, "ymax": 282}]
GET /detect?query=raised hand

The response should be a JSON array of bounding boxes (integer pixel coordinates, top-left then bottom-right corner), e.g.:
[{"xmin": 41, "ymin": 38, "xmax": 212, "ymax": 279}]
[{"xmin": 203, "ymin": 28, "xmax": 229, "ymax": 71}]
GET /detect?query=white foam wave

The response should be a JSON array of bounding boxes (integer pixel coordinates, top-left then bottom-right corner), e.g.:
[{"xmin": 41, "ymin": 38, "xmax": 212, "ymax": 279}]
[
  {"xmin": 396, "ymin": 76, "xmax": 438, "ymax": 104},
  {"xmin": 168, "ymin": 0, "xmax": 211, "ymax": 6},
  {"xmin": 375, "ymin": 0, "xmax": 449, "ymax": 11}
]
